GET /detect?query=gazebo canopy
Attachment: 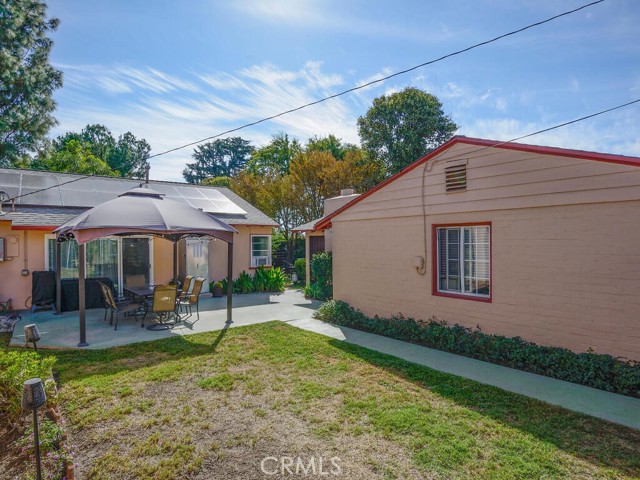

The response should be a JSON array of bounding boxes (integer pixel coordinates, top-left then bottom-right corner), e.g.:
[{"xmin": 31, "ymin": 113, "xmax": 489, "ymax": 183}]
[
  {"xmin": 52, "ymin": 184, "xmax": 236, "ymax": 347},
  {"xmin": 54, "ymin": 186, "xmax": 237, "ymax": 244}
]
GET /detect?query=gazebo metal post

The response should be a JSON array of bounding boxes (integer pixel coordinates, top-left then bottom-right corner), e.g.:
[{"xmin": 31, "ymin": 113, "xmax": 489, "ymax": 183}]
[
  {"xmin": 227, "ymin": 241, "xmax": 233, "ymax": 323},
  {"xmin": 78, "ymin": 243, "xmax": 88, "ymax": 347},
  {"xmin": 55, "ymin": 241, "xmax": 61, "ymax": 314},
  {"xmin": 173, "ymin": 240, "xmax": 178, "ymax": 284}
]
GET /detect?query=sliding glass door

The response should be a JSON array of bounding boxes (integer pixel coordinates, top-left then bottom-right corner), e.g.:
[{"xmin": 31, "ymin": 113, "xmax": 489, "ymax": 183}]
[
  {"xmin": 86, "ymin": 238, "xmax": 119, "ymax": 290},
  {"xmin": 122, "ymin": 238, "xmax": 151, "ymax": 288},
  {"xmin": 46, "ymin": 236, "xmax": 153, "ymax": 294}
]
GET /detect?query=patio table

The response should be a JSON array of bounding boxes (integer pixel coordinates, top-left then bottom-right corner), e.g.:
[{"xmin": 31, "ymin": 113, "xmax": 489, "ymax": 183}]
[{"xmin": 123, "ymin": 285, "xmax": 155, "ymax": 300}]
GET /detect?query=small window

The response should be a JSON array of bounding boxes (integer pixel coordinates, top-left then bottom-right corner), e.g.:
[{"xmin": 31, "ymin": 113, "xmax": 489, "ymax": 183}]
[
  {"xmin": 445, "ymin": 164, "xmax": 467, "ymax": 192},
  {"xmin": 251, "ymin": 235, "xmax": 272, "ymax": 267},
  {"xmin": 435, "ymin": 225, "xmax": 490, "ymax": 300}
]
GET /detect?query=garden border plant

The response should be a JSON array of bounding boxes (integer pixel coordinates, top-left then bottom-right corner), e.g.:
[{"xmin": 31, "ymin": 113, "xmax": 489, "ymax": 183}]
[
  {"xmin": 314, "ymin": 300, "xmax": 640, "ymax": 398},
  {"xmin": 304, "ymin": 251, "xmax": 332, "ymax": 300},
  {"xmin": 0, "ymin": 348, "xmax": 76, "ymax": 479},
  {"xmin": 218, "ymin": 266, "xmax": 286, "ymax": 295}
]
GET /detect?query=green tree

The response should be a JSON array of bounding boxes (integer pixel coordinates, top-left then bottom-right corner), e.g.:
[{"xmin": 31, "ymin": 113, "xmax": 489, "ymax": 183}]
[
  {"xmin": 183, "ymin": 137, "xmax": 254, "ymax": 183},
  {"xmin": 46, "ymin": 124, "xmax": 150, "ymax": 177},
  {"xmin": 306, "ymin": 134, "xmax": 357, "ymax": 160},
  {"xmin": 357, "ymin": 87, "xmax": 458, "ymax": 176},
  {"xmin": 109, "ymin": 131, "xmax": 151, "ymax": 178},
  {"xmin": 200, "ymin": 176, "xmax": 232, "ymax": 188},
  {"xmin": 0, "ymin": 0, "xmax": 63, "ymax": 165},
  {"xmin": 246, "ymin": 132, "xmax": 301, "ymax": 176},
  {"xmin": 31, "ymin": 139, "xmax": 116, "ymax": 176}
]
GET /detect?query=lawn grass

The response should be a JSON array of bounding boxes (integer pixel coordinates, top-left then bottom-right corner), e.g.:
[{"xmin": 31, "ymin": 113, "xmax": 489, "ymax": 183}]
[{"xmin": 41, "ymin": 322, "xmax": 640, "ymax": 479}]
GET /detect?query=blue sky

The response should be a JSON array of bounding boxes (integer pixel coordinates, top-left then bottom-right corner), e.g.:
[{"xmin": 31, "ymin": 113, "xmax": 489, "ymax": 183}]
[{"xmin": 46, "ymin": 0, "xmax": 640, "ymax": 181}]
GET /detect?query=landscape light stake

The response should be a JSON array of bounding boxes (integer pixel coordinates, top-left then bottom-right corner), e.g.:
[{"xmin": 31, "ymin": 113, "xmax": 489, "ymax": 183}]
[
  {"xmin": 22, "ymin": 378, "xmax": 47, "ymax": 480},
  {"xmin": 24, "ymin": 324, "xmax": 42, "ymax": 353}
]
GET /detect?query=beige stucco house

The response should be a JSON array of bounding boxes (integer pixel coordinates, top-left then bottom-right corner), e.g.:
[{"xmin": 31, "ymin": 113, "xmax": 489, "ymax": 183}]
[
  {"xmin": 0, "ymin": 168, "xmax": 278, "ymax": 311},
  {"xmin": 313, "ymin": 136, "xmax": 640, "ymax": 361}
]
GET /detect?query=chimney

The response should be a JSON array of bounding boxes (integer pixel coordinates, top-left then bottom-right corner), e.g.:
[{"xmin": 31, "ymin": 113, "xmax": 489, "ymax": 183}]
[{"xmin": 324, "ymin": 188, "xmax": 360, "ymax": 216}]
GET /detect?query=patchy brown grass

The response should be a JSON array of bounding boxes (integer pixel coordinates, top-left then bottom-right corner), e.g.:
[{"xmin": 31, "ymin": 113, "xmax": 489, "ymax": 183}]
[{"xmin": 36, "ymin": 322, "xmax": 640, "ymax": 479}]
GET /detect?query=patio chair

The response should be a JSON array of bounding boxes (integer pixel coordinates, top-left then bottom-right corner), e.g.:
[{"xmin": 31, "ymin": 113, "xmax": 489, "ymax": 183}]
[
  {"xmin": 178, "ymin": 275, "xmax": 194, "ymax": 302},
  {"xmin": 98, "ymin": 282, "xmax": 141, "ymax": 331},
  {"xmin": 178, "ymin": 276, "xmax": 205, "ymax": 322},
  {"xmin": 144, "ymin": 284, "xmax": 178, "ymax": 330}
]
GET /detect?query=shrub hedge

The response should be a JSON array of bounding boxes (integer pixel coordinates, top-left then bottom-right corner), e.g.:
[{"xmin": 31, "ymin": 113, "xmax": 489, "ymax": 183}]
[
  {"xmin": 315, "ymin": 300, "xmax": 640, "ymax": 398},
  {"xmin": 305, "ymin": 251, "xmax": 332, "ymax": 300},
  {"xmin": 294, "ymin": 258, "xmax": 306, "ymax": 283}
]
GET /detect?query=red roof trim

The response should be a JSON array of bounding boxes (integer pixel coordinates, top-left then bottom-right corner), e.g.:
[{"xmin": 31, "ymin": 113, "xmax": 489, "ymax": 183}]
[
  {"xmin": 314, "ymin": 136, "xmax": 640, "ymax": 230},
  {"xmin": 11, "ymin": 225, "xmax": 56, "ymax": 231}
]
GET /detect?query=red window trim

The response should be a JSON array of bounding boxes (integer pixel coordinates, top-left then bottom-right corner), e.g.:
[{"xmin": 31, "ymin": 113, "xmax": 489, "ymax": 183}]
[{"xmin": 431, "ymin": 222, "xmax": 492, "ymax": 303}]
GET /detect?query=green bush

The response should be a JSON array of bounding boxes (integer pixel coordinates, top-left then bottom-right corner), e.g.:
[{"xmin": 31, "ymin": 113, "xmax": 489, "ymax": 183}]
[
  {"xmin": 253, "ymin": 266, "xmax": 269, "ymax": 292},
  {"xmin": 234, "ymin": 271, "xmax": 254, "ymax": 294},
  {"xmin": 223, "ymin": 267, "xmax": 286, "ymax": 295},
  {"xmin": 0, "ymin": 349, "xmax": 57, "ymax": 427},
  {"xmin": 294, "ymin": 258, "xmax": 306, "ymax": 283},
  {"xmin": 307, "ymin": 251, "xmax": 332, "ymax": 300},
  {"xmin": 266, "ymin": 267, "xmax": 286, "ymax": 292},
  {"xmin": 315, "ymin": 300, "xmax": 640, "ymax": 398}
]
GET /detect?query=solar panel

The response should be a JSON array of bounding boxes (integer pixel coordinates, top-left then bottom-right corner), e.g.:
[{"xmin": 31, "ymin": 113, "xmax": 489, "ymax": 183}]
[
  {"xmin": 60, "ymin": 187, "xmax": 98, "ymax": 207},
  {"xmin": 0, "ymin": 172, "xmax": 24, "ymax": 200},
  {"xmin": 175, "ymin": 186, "xmax": 207, "ymax": 199},
  {"xmin": 197, "ymin": 188, "xmax": 226, "ymax": 200},
  {"xmin": 0, "ymin": 169, "xmax": 249, "ymax": 216}
]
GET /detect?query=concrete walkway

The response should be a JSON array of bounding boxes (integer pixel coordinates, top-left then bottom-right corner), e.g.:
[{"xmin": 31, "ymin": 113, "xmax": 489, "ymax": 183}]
[
  {"xmin": 10, "ymin": 289, "xmax": 639, "ymax": 429},
  {"xmin": 288, "ymin": 317, "xmax": 640, "ymax": 430},
  {"xmin": 10, "ymin": 289, "xmax": 323, "ymax": 349}
]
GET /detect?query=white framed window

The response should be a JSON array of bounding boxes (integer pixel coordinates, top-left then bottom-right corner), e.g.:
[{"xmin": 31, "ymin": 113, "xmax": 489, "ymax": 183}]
[
  {"xmin": 435, "ymin": 224, "xmax": 491, "ymax": 300},
  {"xmin": 250, "ymin": 235, "xmax": 271, "ymax": 267}
]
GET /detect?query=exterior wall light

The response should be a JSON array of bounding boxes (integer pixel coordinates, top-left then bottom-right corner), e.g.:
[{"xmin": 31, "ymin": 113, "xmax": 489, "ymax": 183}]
[
  {"xmin": 22, "ymin": 378, "xmax": 47, "ymax": 480},
  {"xmin": 24, "ymin": 324, "xmax": 42, "ymax": 353}
]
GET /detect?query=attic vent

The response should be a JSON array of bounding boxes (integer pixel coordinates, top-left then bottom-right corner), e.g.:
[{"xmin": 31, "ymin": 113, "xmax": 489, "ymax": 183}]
[{"xmin": 445, "ymin": 164, "xmax": 467, "ymax": 192}]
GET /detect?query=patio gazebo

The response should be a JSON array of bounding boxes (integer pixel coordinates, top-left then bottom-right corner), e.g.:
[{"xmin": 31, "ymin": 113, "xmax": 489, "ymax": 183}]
[{"xmin": 54, "ymin": 184, "xmax": 237, "ymax": 347}]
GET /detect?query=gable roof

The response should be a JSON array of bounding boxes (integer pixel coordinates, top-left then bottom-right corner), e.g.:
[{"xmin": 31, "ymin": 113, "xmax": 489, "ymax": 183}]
[
  {"xmin": 0, "ymin": 168, "xmax": 278, "ymax": 228},
  {"xmin": 315, "ymin": 136, "xmax": 640, "ymax": 231}
]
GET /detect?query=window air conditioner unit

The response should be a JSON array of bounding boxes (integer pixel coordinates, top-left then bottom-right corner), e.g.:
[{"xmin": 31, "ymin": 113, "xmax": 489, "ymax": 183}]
[{"xmin": 256, "ymin": 257, "xmax": 269, "ymax": 266}]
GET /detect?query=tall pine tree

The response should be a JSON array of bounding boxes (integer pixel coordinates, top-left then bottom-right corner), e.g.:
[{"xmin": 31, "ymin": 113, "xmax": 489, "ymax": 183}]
[{"xmin": 0, "ymin": 0, "xmax": 63, "ymax": 165}]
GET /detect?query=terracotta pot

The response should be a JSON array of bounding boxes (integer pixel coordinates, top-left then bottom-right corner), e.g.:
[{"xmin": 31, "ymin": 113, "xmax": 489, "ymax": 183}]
[{"xmin": 213, "ymin": 286, "xmax": 224, "ymax": 297}]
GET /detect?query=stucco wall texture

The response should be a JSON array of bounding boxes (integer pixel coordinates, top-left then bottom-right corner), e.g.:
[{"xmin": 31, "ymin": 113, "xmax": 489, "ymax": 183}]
[{"xmin": 331, "ymin": 142, "xmax": 640, "ymax": 360}]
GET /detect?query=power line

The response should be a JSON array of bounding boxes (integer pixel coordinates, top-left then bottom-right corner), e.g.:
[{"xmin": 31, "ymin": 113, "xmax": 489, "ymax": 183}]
[
  {"xmin": 146, "ymin": 0, "xmax": 605, "ymax": 160},
  {"xmin": 434, "ymin": 97, "xmax": 640, "ymax": 165},
  {"xmin": 2, "ymin": 0, "xmax": 612, "ymax": 203},
  {"xmin": 8, "ymin": 96, "xmax": 638, "ymax": 203}
]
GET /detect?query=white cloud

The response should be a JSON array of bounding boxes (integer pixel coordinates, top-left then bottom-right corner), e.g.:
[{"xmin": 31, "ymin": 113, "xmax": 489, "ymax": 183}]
[
  {"xmin": 52, "ymin": 61, "xmax": 360, "ymax": 181},
  {"xmin": 228, "ymin": 0, "xmax": 452, "ymax": 44},
  {"xmin": 459, "ymin": 108, "xmax": 640, "ymax": 157}
]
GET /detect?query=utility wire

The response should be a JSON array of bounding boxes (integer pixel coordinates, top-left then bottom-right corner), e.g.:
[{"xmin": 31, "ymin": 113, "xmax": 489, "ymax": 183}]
[
  {"xmin": 8, "ymin": 96, "xmax": 638, "ymax": 204},
  {"xmin": 3, "ymin": 0, "xmax": 610, "ymax": 203},
  {"xmin": 432, "ymin": 97, "xmax": 640, "ymax": 166},
  {"xmin": 146, "ymin": 0, "xmax": 605, "ymax": 160}
]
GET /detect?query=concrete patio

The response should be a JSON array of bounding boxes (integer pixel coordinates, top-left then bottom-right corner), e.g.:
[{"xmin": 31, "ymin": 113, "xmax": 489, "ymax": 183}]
[{"xmin": 10, "ymin": 288, "xmax": 322, "ymax": 349}]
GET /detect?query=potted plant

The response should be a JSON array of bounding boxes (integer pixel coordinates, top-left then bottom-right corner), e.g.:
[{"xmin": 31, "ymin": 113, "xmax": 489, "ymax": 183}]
[{"xmin": 212, "ymin": 281, "xmax": 224, "ymax": 297}]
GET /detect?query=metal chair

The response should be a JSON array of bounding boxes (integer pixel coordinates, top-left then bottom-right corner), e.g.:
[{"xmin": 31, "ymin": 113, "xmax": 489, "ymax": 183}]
[
  {"xmin": 98, "ymin": 282, "xmax": 140, "ymax": 330},
  {"xmin": 178, "ymin": 275, "xmax": 194, "ymax": 302},
  {"xmin": 144, "ymin": 284, "xmax": 178, "ymax": 330},
  {"xmin": 178, "ymin": 277, "xmax": 204, "ymax": 322}
]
